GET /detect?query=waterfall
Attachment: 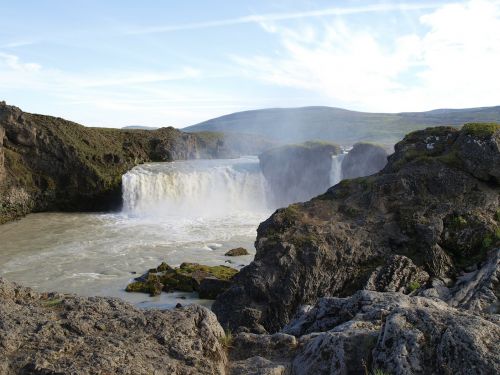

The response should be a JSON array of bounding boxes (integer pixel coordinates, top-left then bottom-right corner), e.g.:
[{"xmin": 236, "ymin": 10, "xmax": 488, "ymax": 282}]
[
  {"xmin": 122, "ymin": 157, "xmax": 269, "ymax": 218},
  {"xmin": 330, "ymin": 154, "xmax": 345, "ymax": 186}
]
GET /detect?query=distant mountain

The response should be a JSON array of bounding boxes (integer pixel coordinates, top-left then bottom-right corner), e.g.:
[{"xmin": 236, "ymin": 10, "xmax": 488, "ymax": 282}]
[
  {"xmin": 122, "ymin": 125, "xmax": 158, "ymax": 130},
  {"xmin": 183, "ymin": 105, "xmax": 500, "ymax": 145}
]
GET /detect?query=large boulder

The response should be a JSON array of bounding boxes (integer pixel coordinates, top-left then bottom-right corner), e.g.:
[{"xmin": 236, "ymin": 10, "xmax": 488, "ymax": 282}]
[
  {"xmin": 0, "ymin": 278, "xmax": 228, "ymax": 374},
  {"xmin": 286, "ymin": 291, "xmax": 500, "ymax": 375},
  {"xmin": 259, "ymin": 141, "xmax": 341, "ymax": 207},
  {"xmin": 341, "ymin": 142, "xmax": 388, "ymax": 179},
  {"xmin": 213, "ymin": 124, "xmax": 500, "ymax": 333}
]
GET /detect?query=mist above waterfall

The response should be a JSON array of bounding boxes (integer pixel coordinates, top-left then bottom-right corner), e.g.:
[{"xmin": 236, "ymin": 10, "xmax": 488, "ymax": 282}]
[{"xmin": 122, "ymin": 157, "xmax": 270, "ymax": 218}]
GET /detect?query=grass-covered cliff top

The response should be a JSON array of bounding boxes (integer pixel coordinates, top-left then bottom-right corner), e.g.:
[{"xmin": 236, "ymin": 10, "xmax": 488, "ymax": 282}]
[{"xmin": 0, "ymin": 102, "xmax": 228, "ymax": 221}]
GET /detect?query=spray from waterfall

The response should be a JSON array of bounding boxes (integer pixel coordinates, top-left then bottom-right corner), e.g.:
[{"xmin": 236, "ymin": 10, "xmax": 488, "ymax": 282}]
[{"xmin": 122, "ymin": 157, "xmax": 269, "ymax": 218}]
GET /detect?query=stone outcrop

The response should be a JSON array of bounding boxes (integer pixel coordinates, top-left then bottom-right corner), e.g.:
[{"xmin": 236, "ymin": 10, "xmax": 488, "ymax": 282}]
[
  {"xmin": 285, "ymin": 291, "xmax": 500, "ymax": 375},
  {"xmin": 364, "ymin": 255, "xmax": 430, "ymax": 294},
  {"xmin": 421, "ymin": 248, "xmax": 500, "ymax": 314},
  {"xmin": 0, "ymin": 278, "xmax": 228, "ymax": 374},
  {"xmin": 213, "ymin": 124, "xmax": 500, "ymax": 333},
  {"xmin": 259, "ymin": 141, "xmax": 341, "ymax": 207},
  {"xmin": 341, "ymin": 142, "xmax": 388, "ymax": 179},
  {"xmin": 225, "ymin": 282, "xmax": 500, "ymax": 374},
  {"xmin": 0, "ymin": 101, "xmax": 231, "ymax": 224}
]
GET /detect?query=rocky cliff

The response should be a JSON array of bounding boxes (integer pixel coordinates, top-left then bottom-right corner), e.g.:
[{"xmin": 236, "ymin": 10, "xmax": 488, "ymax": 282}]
[
  {"xmin": 341, "ymin": 142, "xmax": 388, "ymax": 179},
  {"xmin": 0, "ymin": 102, "xmax": 229, "ymax": 224},
  {"xmin": 213, "ymin": 124, "xmax": 500, "ymax": 334},
  {"xmin": 259, "ymin": 141, "xmax": 341, "ymax": 207}
]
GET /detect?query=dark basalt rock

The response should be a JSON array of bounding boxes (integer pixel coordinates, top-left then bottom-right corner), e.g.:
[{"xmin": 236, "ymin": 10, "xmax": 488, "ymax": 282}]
[
  {"xmin": 0, "ymin": 102, "xmax": 231, "ymax": 224},
  {"xmin": 213, "ymin": 124, "xmax": 500, "ymax": 333},
  {"xmin": 199, "ymin": 277, "xmax": 233, "ymax": 299},
  {"xmin": 341, "ymin": 142, "xmax": 388, "ymax": 179}
]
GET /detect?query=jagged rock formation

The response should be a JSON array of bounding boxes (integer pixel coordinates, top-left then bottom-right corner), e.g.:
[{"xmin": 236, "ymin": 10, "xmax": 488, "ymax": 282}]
[
  {"xmin": 341, "ymin": 142, "xmax": 388, "ymax": 179},
  {"xmin": 0, "ymin": 101, "xmax": 230, "ymax": 224},
  {"xmin": 0, "ymin": 278, "xmax": 227, "ymax": 374},
  {"xmin": 226, "ymin": 257, "xmax": 500, "ymax": 374},
  {"xmin": 213, "ymin": 124, "xmax": 500, "ymax": 333},
  {"xmin": 259, "ymin": 141, "xmax": 341, "ymax": 207},
  {"xmin": 283, "ymin": 289, "xmax": 500, "ymax": 374}
]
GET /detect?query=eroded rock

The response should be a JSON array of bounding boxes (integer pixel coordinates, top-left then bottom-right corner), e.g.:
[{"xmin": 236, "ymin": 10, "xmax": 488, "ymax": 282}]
[
  {"xmin": 285, "ymin": 291, "xmax": 500, "ymax": 375},
  {"xmin": 0, "ymin": 278, "xmax": 228, "ymax": 374}
]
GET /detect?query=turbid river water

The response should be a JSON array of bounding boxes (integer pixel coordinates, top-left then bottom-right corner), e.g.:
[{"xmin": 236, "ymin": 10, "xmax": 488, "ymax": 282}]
[
  {"xmin": 0, "ymin": 157, "xmax": 271, "ymax": 308},
  {"xmin": 0, "ymin": 155, "xmax": 345, "ymax": 308}
]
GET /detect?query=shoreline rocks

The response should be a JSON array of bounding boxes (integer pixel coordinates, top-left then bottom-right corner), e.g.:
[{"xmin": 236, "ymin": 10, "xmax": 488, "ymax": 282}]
[{"xmin": 0, "ymin": 278, "xmax": 228, "ymax": 374}]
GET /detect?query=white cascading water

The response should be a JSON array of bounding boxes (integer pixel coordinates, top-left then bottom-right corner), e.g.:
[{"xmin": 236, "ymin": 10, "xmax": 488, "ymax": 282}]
[
  {"xmin": 329, "ymin": 154, "xmax": 345, "ymax": 186},
  {"xmin": 122, "ymin": 157, "xmax": 269, "ymax": 218}
]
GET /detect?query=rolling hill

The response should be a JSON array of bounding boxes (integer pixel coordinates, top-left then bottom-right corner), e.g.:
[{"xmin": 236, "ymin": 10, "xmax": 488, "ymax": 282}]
[{"xmin": 183, "ymin": 105, "xmax": 500, "ymax": 145}]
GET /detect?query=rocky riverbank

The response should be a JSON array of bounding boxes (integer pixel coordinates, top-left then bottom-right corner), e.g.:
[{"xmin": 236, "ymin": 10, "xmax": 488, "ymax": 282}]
[
  {"xmin": 0, "ymin": 102, "xmax": 232, "ymax": 224},
  {"xmin": 1, "ymin": 123, "xmax": 499, "ymax": 374}
]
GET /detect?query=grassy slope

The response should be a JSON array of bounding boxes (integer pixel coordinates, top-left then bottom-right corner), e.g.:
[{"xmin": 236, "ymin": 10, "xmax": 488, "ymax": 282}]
[{"xmin": 183, "ymin": 106, "xmax": 500, "ymax": 145}]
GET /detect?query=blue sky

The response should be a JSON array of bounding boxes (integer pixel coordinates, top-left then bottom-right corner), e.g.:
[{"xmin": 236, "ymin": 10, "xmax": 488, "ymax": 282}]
[{"xmin": 1, "ymin": 0, "xmax": 500, "ymax": 127}]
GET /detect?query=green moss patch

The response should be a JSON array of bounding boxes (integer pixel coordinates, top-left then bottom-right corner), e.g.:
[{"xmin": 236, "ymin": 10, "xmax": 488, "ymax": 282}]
[
  {"xmin": 126, "ymin": 262, "xmax": 238, "ymax": 297},
  {"xmin": 462, "ymin": 123, "xmax": 500, "ymax": 137}
]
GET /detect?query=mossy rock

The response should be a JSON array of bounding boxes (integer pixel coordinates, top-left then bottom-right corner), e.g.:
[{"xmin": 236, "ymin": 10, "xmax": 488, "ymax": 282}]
[
  {"xmin": 126, "ymin": 262, "xmax": 238, "ymax": 297},
  {"xmin": 125, "ymin": 274, "xmax": 163, "ymax": 296}
]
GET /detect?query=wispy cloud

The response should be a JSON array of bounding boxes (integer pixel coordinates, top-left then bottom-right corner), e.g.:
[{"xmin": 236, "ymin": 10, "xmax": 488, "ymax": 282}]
[
  {"xmin": 0, "ymin": 52, "xmax": 41, "ymax": 72},
  {"xmin": 232, "ymin": 0, "xmax": 500, "ymax": 112},
  {"xmin": 125, "ymin": 2, "xmax": 443, "ymax": 35}
]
